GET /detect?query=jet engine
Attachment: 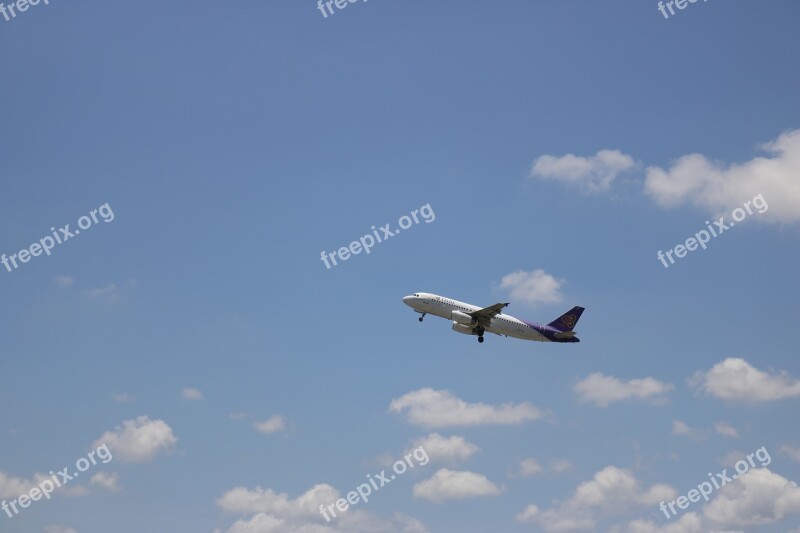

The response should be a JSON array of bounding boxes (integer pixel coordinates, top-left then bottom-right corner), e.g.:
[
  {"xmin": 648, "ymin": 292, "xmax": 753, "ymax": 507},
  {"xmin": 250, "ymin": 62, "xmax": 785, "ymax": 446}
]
[
  {"xmin": 451, "ymin": 310, "xmax": 476, "ymax": 326},
  {"xmin": 452, "ymin": 322, "xmax": 475, "ymax": 335}
]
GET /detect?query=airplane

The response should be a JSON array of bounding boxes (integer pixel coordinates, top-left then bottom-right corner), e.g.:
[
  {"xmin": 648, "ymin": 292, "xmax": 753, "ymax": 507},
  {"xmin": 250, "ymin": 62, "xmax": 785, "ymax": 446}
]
[{"xmin": 402, "ymin": 292, "xmax": 584, "ymax": 344}]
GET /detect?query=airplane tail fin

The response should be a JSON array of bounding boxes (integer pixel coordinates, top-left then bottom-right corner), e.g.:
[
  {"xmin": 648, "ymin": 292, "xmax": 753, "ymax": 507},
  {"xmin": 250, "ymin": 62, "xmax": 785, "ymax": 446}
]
[{"xmin": 547, "ymin": 306, "xmax": 585, "ymax": 332}]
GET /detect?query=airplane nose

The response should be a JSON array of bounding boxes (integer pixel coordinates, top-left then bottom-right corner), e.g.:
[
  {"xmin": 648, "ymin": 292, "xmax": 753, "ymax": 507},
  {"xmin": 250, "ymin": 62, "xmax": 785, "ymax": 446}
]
[{"xmin": 402, "ymin": 295, "xmax": 413, "ymax": 305}]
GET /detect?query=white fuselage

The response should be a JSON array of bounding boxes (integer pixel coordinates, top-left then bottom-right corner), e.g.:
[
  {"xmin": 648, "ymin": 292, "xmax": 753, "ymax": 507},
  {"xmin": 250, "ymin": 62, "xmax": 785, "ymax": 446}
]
[{"xmin": 403, "ymin": 292, "xmax": 550, "ymax": 342}]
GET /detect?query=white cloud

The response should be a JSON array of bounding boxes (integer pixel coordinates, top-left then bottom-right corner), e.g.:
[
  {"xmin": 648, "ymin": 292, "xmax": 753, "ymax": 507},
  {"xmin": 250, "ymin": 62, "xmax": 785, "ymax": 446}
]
[
  {"xmin": 517, "ymin": 504, "xmax": 544, "ymax": 524},
  {"xmin": 551, "ymin": 459, "xmax": 575, "ymax": 473},
  {"xmin": 93, "ymin": 416, "xmax": 177, "ymax": 463},
  {"xmin": 782, "ymin": 445, "xmax": 800, "ymax": 462},
  {"xmin": 218, "ymin": 484, "xmax": 427, "ymax": 533},
  {"xmin": 53, "ymin": 275, "xmax": 74, "ymax": 288},
  {"xmin": 225, "ymin": 513, "xmax": 284, "ymax": 533},
  {"xmin": 517, "ymin": 503, "xmax": 598, "ymax": 532},
  {"xmin": 0, "ymin": 471, "xmax": 36, "ymax": 499},
  {"xmin": 517, "ymin": 458, "xmax": 543, "ymax": 477},
  {"xmin": 413, "ymin": 469, "xmax": 502, "ymax": 503},
  {"xmin": 517, "ymin": 466, "xmax": 676, "ymax": 532},
  {"xmin": 613, "ymin": 468, "xmax": 800, "ymax": 532},
  {"xmin": 218, "ymin": 484, "xmax": 337, "ymax": 517},
  {"xmin": 85, "ymin": 283, "xmax": 119, "ymax": 301},
  {"xmin": 44, "ymin": 527, "xmax": 80, "ymax": 533},
  {"xmin": 181, "ymin": 388, "xmax": 204, "ymax": 401},
  {"xmin": 61, "ymin": 484, "xmax": 89, "ymax": 497},
  {"xmin": 90, "ymin": 472, "xmax": 120, "ymax": 492},
  {"xmin": 720, "ymin": 451, "xmax": 747, "ymax": 469},
  {"xmin": 513, "ymin": 457, "xmax": 573, "ymax": 477},
  {"xmin": 386, "ymin": 514, "xmax": 432, "ymax": 533},
  {"xmin": 671, "ymin": 420, "xmax": 691, "ymax": 435},
  {"xmin": 389, "ymin": 388, "xmax": 544, "ymax": 428},
  {"xmin": 253, "ymin": 415, "xmax": 286, "ymax": 435},
  {"xmin": 499, "ymin": 269, "xmax": 565, "ymax": 306},
  {"xmin": 689, "ymin": 358, "xmax": 800, "ymax": 402},
  {"xmin": 84, "ymin": 279, "xmax": 137, "ymax": 302},
  {"xmin": 225, "ymin": 511, "xmax": 427, "ymax": 533},
  {"xmin": 672, "ymin": 420, "xmax": 707, "ymax": 440},
  {"xmin": 406, "ymin": 433, "xmax": 478, "ymax": 465},
  {"xmin": 113, "ymin": 392, "xmax": 134, "ymax": 403},
  {"xmin": 714, "ymin": 422, "xmax": 739, "ymax": 439},
  {"xmin": 574, "ymin": 373, "xmax": 674, "ymax": 407},
  {"xmin": 531, "ymin": 149, "xmax": 636, "ymax": 192},
  {"xmin": 0, "ymin": 471, "xmax": 86, "ymax": 500},
  {"xmin": 644, "ymin": 129, "xmax": 800, "ymax": 224},
  {"xmin": 703, "ymin": 468, "xmax": 800, "ymax": 527},
  {"xmin": 614, "ymin": 512, "xmax": 704, "ymax": 533}
]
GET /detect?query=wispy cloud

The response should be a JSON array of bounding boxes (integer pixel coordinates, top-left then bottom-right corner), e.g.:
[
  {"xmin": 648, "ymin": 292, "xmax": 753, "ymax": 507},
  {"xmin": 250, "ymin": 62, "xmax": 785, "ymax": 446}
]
[
  {"xmin": 217, "ymin": 483, "xmax": 426, "ymax": 532},
  {"xmin": 689, "ymin": 357, "xmax": 800, "ymax": 402},
  {"xmin": 517, "ymin": 466, "xmax": 675, "ymax": 532},
  {"xmin": 531, "ymin": 149, "xmax": 636, "ymax": 193},
  {"xmin": 499, "ymin": 269, "xmax": 565, "ymax": 306},
  {"xmin": 253, "ymin": 415, "xmax": 286, "ymax": 435},
  {"xmin": 645, "ymin": 129, "xmax": 800, "ymax": 224},
  {"xmin": 513, "ymin": 458, "xmax": 574, "ymax": 477},
  {"xmin": 671, "ymin": 420, "xmax": 707, "ymax": 440},
  {"xmin": 714, "ymin": 421, "xmax": 739, "ymax": 439},
  {"xmin": 90, "ymin": 472, "xmax": 121, "ymax": 492},
  {"xmin": 181, "ymin": 388, "xmax": 204, "ymax": 401},
  {"xmin": 113, "ymin": 392, "xmax": 134, "ymax": 404},
  {"xmin": 405, "ymin": 434, "xmax": 479, "ymax": 465},
  {"xmin": 53, "ymin": 275, "xmax": 74, "ymax": 288},
  {"xmin": 93, "ymin": 416, "xmax": 177, "ymax": 463},
  {"xmin": 574, "ymin": 373, "xmax": 674, "ymax": 407},
  {"xmin": 413, "ymin": 469, "xmax": 502, "ymax": 503},
  {"xmin": 389, "ymin": 388, "xmax": 545, "ymax": 428}
]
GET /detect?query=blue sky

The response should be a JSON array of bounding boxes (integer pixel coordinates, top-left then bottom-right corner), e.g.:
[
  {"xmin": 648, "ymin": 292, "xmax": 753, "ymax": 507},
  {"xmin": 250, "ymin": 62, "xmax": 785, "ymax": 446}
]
[{"xmin": 1, "ymin": 1, "xmax": 800, "ymax": 532}]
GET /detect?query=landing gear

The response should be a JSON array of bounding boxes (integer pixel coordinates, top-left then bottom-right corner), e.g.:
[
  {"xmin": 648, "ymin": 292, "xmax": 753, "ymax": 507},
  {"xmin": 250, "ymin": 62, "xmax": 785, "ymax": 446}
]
[
  {"xmin": 475, "ymin": 325, "xmax": 485, "ymax": 343},
  {"xmin": 418, "ymin": 313, "xmax": 426, "ymax": 322}
]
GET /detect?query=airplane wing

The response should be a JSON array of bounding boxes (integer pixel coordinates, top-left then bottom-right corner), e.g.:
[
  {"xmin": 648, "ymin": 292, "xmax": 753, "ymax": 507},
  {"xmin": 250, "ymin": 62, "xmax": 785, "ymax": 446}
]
[{"xmin": 469, "ymin": 302, "xmax": 510, "ymax": 320}]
